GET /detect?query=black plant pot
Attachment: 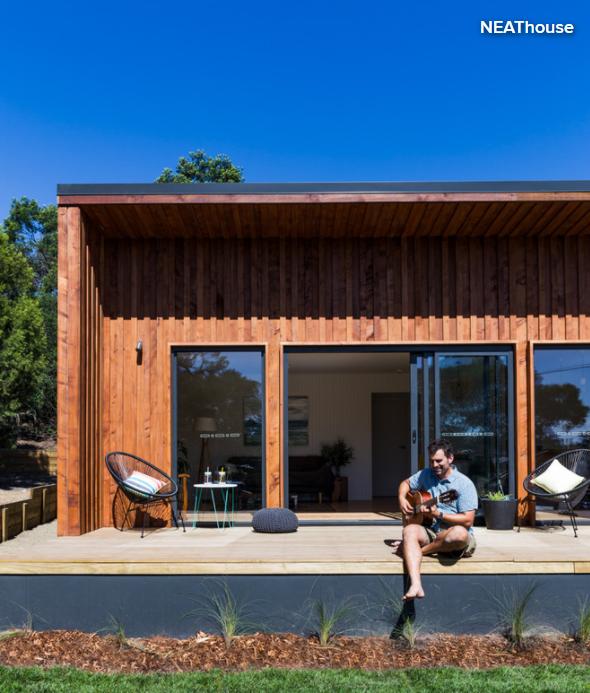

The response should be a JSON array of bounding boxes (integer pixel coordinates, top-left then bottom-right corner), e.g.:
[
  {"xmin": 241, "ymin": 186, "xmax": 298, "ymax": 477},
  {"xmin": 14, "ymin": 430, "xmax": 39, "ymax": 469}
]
[{"xmin": 482, "ymin": 499, "xmax": 518, "ymax": 530}]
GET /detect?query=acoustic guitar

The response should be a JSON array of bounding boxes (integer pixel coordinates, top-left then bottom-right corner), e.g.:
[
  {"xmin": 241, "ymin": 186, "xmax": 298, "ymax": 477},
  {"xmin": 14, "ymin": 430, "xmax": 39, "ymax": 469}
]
[{"xmin": 403, "ymin": 489, "xmax": 458, "ymax": 527}]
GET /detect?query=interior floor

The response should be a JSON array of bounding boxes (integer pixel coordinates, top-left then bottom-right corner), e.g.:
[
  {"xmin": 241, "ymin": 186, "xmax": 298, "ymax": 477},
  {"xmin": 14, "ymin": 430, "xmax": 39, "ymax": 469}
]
[{"xmin": 295, "ymin": 497, "xmax": 400, "ymax": 516}]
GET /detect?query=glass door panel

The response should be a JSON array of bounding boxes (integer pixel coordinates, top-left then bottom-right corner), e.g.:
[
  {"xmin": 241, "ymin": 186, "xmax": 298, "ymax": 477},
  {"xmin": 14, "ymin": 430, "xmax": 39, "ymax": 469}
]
[
  {"xmin": 412, "ymin": 351, "xmax": 513, "ymax": 497},
  {"xmin": 174, "ymin": 349, "xmax": 264, "ymax": 510},
  {"xmin": 410, "ymin": 353, "xmax": 434, "ymax": 474},
  {"xmin": 437, "ymin": 353, "xmax": 512, "ymax": 497}
]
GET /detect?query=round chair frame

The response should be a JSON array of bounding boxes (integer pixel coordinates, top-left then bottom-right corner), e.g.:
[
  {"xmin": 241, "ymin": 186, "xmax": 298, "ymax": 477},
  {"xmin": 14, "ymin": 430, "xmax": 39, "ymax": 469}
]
[
  {"xmin": 522, "ymin": 448, "xmax": 590, "ymax": 538},
  {"xmin": 105, "ymin": 451, "xmax": 186, "ymax": 538}
]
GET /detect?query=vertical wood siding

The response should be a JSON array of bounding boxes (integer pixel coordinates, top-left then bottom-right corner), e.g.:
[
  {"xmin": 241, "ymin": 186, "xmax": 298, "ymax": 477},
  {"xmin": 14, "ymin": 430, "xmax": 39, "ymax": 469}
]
[
  {"xmin": 57, "ymin": 211, "xmax": 103, "ymax": 535},
  {"xmin": 59, "ymin": 221, "xmax": 590, "ymax": 533}
]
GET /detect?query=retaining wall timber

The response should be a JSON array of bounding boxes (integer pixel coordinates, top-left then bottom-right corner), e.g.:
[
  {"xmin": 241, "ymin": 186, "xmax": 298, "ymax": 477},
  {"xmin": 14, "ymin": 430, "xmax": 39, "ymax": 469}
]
[
  {"xmin": 0, "ymin": 484, "xmax": 57, "ymax": 542},
  {"xmin": 0, "ymin": 449, "xmax": 57, "ymax": 476}
]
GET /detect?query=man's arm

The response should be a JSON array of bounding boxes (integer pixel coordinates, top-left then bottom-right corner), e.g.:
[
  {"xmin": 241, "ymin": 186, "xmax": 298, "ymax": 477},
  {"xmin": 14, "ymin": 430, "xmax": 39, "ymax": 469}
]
[{"xmin": 427, "ymin": 506, "xmax": 475, "ymax": 529}]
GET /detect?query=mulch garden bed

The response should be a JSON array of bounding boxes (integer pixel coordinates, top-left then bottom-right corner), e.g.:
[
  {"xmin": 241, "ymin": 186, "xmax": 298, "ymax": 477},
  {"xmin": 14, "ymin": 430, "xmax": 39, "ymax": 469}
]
[{"xmin": 0, "ymin": 631, "xmax": 588, "ymax": 673}]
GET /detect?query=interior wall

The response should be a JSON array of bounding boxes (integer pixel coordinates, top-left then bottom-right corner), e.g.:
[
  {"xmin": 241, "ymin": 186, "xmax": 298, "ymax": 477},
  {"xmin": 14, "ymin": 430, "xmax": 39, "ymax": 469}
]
[{"xmin": 287, "ymin": 372, "xmax": 409, "ymax": 500}]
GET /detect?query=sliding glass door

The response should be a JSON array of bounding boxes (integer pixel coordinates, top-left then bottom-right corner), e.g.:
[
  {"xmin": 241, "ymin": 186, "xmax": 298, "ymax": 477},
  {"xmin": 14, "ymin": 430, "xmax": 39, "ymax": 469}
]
[{"xmin": 411, "ymin": 350, "xmax": 514, "ymax": 497}]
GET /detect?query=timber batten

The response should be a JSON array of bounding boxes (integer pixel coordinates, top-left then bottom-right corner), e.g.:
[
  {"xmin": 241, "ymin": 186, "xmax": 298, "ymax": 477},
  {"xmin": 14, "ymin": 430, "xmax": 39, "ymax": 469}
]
[{"xmin": 57, "ymin": 185, "xmax": 590, "ymax": 535}]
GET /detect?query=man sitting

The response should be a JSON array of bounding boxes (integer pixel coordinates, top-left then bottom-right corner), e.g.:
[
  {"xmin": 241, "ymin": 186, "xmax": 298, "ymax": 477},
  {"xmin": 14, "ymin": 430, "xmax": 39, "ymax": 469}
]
[{"xmin": 395, "ymin": 439, "xmax": 478, "ymax": 600}]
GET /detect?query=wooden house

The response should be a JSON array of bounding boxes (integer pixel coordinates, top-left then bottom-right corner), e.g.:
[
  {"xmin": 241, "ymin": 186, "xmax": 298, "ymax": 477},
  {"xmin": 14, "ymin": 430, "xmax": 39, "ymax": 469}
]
[{"xmin": 57, "ymin": 182, "xmax": 590, "ymax": 535}]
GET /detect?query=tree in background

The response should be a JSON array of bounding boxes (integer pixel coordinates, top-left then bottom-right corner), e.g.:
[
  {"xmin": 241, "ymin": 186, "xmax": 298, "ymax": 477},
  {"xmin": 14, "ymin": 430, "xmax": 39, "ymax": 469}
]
[
  {"xmin": 156, "ymin": 149, "xmax": 243, "ymax": 183},
  {"xmin": 0, "ymin": 231, "xmax": 47, "ymax": 446},
  {"xmin": 1, "ymin": 198, "xmax": 57, "ymax": 443},
  {"xmin": 0, "ymin": 149, "xmax": 242, "ymax": 446}
]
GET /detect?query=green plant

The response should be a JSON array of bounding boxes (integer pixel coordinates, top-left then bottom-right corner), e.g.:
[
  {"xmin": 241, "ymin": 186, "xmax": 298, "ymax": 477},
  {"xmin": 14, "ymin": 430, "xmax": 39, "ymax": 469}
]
[
  {"xmin": 572, "ymin": 597, "xmax": 590, "ymax": 644},
  {"xmin": 490, "ymin": 583, "xmax": 538, "ymax": 649},
  {"xmin": 483, "ymin": 490, "xmax": 510, "ymax": 501},
  {"xmin": 320, "ymin": 438, "xmax": 354, "ymax": 476},
  {"xmin": 311, "ymin": 597, "xmax": 356, "ymax": 646},
  {"xmin": 187, "ymin": 581, "xmax": 255, "ymax": 649},
  {"xmin": 378, "ymin": 581, "xmax": 421, "ymax": 649},
  {"xmin": 101, "ymin": 615, "xmax": 129, "ymax": 649},
  {"xmin": 0, "ymin": 603, "xmax": 36, "ymax": 640}
]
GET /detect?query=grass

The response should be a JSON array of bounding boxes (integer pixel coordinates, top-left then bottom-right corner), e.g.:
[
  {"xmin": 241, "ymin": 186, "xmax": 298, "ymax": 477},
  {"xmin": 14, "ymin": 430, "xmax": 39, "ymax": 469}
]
[
  {"xmin": 377, "ymin": 579, "xmax": 421, "ymax": 648},
  {"xmin": 101, "ymin": 615, "xmax": 129, "ymax": 648},
  {"xmin": 489, "ymin": 582, "xmax": 538, "ymax": 649},
  {"xmin": 572, "ymin": 598, "xmax": 590, "ymax": 645},
  {"xmin": 0, "ymin": 665, "xmax": 589, "ymax": 692},
  {"xmin": 311, "ymin": 597, "xmax": 356, "ymax": 646},
  {"xmin": 186, "ymin": 581, "xmax": 255, "ymax": 649},
  {"xmin": 0, "ymin": 606, "xmax": 35, "ymax": 643}
]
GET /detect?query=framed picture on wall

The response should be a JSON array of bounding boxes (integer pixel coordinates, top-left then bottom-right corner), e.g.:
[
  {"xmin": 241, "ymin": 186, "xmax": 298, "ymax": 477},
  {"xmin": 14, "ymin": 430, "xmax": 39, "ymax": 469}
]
[{"xmin": 288, "ymin": 396, "xmax": 309, "ymax": 446}]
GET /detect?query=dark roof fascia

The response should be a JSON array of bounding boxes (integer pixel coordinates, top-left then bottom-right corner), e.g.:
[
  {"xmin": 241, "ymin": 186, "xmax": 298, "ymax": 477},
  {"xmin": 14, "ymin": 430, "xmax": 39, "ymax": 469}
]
[{"xmin": 57, "ymin": 181, "xmax": 590, "ymax": 197}]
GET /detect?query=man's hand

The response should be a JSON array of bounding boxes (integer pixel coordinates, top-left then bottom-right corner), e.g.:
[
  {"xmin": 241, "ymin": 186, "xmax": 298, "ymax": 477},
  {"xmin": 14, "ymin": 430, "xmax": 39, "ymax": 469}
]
[
  {"xmin": 420, "ymin": 503, "xmax": 439, "ymax": 519},
  {"xmin": 399, "ymin": 496, "xmax": 414, "ymax": 516}
]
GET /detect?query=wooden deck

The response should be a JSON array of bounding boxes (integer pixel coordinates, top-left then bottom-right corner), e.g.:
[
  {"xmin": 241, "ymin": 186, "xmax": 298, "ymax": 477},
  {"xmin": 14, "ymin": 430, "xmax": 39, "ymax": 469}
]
[{"xmin": 1, "ymin": 523, "xmax": 588, "ymax": 576}]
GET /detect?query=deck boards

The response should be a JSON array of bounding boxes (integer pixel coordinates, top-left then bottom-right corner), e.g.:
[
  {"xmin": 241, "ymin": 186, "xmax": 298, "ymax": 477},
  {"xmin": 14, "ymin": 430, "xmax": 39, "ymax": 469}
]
[{"xmin": 1, "ymin": 525, "xmax": 588, "ymax": 575}]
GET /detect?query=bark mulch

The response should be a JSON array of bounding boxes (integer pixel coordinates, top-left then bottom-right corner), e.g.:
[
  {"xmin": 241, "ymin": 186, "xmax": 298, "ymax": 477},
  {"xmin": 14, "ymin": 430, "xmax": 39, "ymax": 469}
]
[{"xmin": 0, "ymin": 631, "xmax": 588, "ymax": 673}]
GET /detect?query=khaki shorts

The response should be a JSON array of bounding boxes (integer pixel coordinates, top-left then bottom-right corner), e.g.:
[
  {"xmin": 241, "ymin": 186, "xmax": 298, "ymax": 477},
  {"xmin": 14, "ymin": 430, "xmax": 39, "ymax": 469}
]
[{"xmin": 424, "ymin": 526, "xmax": 477, "ymax": 558}]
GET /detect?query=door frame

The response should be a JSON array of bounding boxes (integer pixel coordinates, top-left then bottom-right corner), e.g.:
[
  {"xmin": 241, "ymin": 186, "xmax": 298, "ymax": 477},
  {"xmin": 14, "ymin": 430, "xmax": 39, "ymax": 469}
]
[
  {"xmin": 284, "ymin": 344, "xmax": 515, "ymax": 505},
  {"xmin": 171, "ymin": 345, "xmax": 267, "ymax": 507},
  {"xmin": 410, "ymin": 348, "xmax": 515, "ymax": 496}
]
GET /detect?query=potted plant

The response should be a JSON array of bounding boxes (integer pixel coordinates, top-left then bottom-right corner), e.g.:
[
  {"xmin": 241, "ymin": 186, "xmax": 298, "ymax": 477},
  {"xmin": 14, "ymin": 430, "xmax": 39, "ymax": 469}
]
[
  {"xmin": 321, "ymin": 438, "xmax": 354, "ymax": 503},
  {"xmin": 321, "ymin": 438, "xmax": 354, "ymax": 477},
  {"xmin": 481, "ymin": 488, "xmax": 518, "ymax": 530}
]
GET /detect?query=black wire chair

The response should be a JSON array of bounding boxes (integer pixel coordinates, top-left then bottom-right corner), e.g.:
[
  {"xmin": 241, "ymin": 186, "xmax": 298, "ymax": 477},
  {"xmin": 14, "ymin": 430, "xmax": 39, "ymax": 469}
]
[
  {"xmin": 522, "ymin": 448, "xmax": 590, "ymax": 538},
  {"xmin": 105, "ymin": 451, "xmax": 186, "ymax": 538}
]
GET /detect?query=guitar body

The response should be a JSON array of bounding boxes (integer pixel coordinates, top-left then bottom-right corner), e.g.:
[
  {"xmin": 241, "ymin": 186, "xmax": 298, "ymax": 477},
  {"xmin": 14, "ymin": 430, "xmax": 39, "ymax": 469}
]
[
  {"xmin": 403, "ymin": 490, "xmax": 434, "ymax": 527},
  {"xmin": 402, "ymin": 488, "xmax": 458, "ymax": 527}
]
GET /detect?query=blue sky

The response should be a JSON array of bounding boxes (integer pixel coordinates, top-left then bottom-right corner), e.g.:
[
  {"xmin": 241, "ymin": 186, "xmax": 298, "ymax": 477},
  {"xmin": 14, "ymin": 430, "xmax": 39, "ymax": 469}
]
[{"xmin": 1, "ymin": 1, "xmax": 589, "ymax": 217}]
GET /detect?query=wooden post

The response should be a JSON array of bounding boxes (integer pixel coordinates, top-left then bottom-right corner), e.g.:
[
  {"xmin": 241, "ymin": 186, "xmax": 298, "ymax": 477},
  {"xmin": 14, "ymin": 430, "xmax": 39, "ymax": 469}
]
[
  {"xmin": 265, "ymin": 339, "xmax": 282, "ymax": 507},
  {"xmin": 57, "ymin": 207, "xmax": 84, "ymax": 535},
  {"xmin": 515, "ymin": 341, "xmax": 533, "ymax": 524}
]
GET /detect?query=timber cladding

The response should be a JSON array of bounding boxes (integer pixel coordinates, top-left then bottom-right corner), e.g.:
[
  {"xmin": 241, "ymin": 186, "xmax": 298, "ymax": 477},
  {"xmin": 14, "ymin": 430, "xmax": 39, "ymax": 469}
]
[{"xmin": 57, "ymin": 195, "xmax": 590, "ymax": 535}]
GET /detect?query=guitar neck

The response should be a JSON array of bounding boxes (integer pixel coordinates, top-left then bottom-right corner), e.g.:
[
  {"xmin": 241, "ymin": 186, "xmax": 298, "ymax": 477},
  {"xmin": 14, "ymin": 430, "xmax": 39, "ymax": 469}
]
[{"xmin": 421, "ymin": 495, "xmax": 441, "ymax": 509}]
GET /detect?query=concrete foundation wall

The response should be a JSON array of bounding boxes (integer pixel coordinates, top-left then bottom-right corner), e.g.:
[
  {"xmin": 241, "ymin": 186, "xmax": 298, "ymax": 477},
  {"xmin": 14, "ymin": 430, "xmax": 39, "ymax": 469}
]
[{"xmin": 0, "ymin": 573, "xmax": 586, "ymax": 637}]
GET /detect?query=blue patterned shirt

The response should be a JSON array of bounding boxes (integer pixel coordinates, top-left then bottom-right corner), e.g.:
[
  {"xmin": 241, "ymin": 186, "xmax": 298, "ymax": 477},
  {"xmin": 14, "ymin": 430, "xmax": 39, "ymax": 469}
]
[{"xmin": 408, "ymin": 466, "xmax": 478, "ymax": 533}]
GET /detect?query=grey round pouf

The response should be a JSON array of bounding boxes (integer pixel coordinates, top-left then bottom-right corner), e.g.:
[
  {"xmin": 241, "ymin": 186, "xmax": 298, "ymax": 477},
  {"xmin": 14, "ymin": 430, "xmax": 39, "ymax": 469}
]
[{"xmin": 252, "ymin": 507, "xmax": 298, "ymax": 533}]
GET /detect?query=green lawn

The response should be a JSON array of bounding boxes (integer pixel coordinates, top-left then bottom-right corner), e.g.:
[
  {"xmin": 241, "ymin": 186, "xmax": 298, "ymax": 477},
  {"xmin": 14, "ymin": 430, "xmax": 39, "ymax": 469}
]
[{"xmin": 0, "ymin": 665, "xmax": 588, "ymax": 692}]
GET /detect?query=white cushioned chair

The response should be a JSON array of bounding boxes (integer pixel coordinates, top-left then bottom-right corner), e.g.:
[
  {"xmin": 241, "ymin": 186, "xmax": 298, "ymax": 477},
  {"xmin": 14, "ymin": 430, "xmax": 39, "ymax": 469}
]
[{"xmin": 522, "ymin": 448, "xmax": 590, "ymax": 537}]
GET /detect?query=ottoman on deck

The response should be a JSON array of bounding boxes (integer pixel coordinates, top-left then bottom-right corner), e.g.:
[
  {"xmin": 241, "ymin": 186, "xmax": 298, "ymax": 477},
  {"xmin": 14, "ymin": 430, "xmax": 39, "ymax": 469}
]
[{"xmin": 252, "ymin": 507, "xmax": 298, "ymax": 533}]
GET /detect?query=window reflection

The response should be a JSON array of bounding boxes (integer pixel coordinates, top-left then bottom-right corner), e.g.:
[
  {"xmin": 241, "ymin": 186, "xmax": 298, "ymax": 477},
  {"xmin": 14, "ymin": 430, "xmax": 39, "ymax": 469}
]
[
  {"xmin": 175, "ymin": 350, "xmax": 264, "ymax": 510},
  {"xmin": 534, "ymin": 349, "xmax": 590, "ymax": 459},
  {"xmin": 439, "ymin": 355, "xmax": 510, "ymax": 496}
]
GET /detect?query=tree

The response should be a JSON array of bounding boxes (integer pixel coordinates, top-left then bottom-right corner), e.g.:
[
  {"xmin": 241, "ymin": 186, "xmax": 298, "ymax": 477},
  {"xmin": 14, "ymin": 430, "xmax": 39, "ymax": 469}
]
[
  {"xmin": 156, "ymin": 149, "xmax": 243, "ymax": 183},
  {"xmin": 1, "ymin": 198, "xmax": 57, "ymax": 437},
  {"xmin": 0, "ymin": 232, "xmax": 47, "ymax": 446}
]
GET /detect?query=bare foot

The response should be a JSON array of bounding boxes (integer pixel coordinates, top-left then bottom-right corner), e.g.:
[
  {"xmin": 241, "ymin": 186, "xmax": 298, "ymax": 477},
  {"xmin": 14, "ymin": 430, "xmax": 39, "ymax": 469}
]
[{"xmin": 403, "ymin": 585, "xmax": 425, "ymax": 601}]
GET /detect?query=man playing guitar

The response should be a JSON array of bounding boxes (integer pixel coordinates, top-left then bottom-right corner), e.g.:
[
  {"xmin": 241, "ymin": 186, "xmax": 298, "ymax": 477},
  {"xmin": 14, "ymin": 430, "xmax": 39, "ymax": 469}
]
[{"xmin": 395, "ymin": 439, "xmax": 478, "ymax": 601}]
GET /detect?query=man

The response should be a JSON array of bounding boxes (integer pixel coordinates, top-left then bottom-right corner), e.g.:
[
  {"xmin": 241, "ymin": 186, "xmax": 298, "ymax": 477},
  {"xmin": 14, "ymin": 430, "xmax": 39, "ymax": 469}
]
[{"xmin": 395, "ymin": 439, "xmax": 478, "ymax": 601}]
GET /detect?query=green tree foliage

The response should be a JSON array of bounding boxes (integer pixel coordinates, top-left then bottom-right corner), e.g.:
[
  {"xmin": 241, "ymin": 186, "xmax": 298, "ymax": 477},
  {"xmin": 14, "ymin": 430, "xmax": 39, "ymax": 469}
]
[
  {"xmin": 3, "ymin": 198, "xmax": 57, "ymax": 293},
  {"xmin": 0, "ymin": 232, "xmax": 47, "ymax": 446},
  {"xmin": 156, "ymin": 149, "xmax": 243, "ymax": 183},
  {"xmin": 1, "ymin": 198, "xmax": 57, "ymax": 443}
]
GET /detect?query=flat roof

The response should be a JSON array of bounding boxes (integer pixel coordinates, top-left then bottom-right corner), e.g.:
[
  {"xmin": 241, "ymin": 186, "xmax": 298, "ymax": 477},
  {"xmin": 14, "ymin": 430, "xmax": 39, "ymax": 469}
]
[{"xmin": 57, "ymin": 180, "xmax": 590, "ymax": 196}]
